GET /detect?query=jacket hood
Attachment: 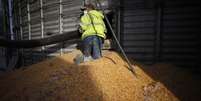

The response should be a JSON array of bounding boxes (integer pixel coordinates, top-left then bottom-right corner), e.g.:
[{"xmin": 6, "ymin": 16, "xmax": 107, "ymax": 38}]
[{"xmin": 89, "ymin": 10, "xmax": 104, "ymax": 19}]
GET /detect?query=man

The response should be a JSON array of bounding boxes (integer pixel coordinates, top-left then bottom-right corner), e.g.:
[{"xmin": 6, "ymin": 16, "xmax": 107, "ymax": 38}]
[{"xmin": 78, "ymin": 4, "xmax": 106, "ymax": 63}]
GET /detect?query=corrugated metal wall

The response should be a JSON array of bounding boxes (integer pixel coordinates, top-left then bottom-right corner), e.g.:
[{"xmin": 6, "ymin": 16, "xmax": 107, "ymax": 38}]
[
  {"xmin": 160, "ymin": 0, "xmax": 201, "ymax": 68},
  {"xmin": 121, "ymin": 0, "xmax": 201, "ymax": 68},
  {"xmin": 0, "ymin": 0, "xmax": 2, "ymax": 34},
  {"xmin": 0, "ymin": 0, "xmax": 7, "ymax": 70},
  {"xmin": 121, "ymin": 0, "xmax": 156, "ymax": 64},
  {"xmin": 13, "ymin": 0, "xmax": 83, "ymax": 66}
]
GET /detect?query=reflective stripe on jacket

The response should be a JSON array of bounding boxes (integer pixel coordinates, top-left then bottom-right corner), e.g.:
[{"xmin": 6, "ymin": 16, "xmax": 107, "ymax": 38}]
[{"xmin": 80, "ymin": 10, "xmax": 106, "ymax": 40}]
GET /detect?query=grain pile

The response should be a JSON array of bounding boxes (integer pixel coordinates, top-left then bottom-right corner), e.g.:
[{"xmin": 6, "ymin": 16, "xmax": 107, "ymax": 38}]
[{"xmin": 0, "ymin": 50, "xmax": 179, "ymax": 101}]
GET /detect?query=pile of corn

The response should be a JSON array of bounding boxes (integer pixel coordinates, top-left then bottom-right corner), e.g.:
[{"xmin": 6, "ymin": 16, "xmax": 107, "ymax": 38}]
[{"xmin": 0, "ymin": 50, "xmax": 180, "ymax": 101}]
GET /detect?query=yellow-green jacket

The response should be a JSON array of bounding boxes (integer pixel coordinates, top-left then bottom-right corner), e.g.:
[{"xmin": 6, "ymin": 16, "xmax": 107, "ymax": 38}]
[{"xmin": 80, "ymin": 10, "xmax": 106, "ymax": 40}]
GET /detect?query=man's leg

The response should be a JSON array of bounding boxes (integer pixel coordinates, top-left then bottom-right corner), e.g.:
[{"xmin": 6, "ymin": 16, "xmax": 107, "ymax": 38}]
[
  {"xmin": 83, "ymin": 37, "xmax": 91, "ymax": 57},
  {"xmin": 92, "ymin": 36, "xmax": 102, "ymax": 59},
  {"xmin": 83, "ymin": 36, "xmax": 93, "ymax": 62}
]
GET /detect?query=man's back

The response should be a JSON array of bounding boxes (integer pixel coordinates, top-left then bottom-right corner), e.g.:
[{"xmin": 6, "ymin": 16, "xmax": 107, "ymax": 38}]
[{"xmin": 80, "ymin": 10, "xmax": 106, "ymax": 40}]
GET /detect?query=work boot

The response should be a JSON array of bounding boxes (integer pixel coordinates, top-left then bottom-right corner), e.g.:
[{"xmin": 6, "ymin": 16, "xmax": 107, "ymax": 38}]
[
  {"xmin": 83, "ymin": 56, "xmax": 93, "ymax": 62},
  {"xmin": 74, "ymin": 54, "xmax": 84, "ymax": 65},
  {"xmin": 74, "ymin": 55, "xmax": 93, "ymax": 65}
]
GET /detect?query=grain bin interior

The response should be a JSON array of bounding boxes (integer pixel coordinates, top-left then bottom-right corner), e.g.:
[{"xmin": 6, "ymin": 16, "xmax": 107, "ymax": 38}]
[
  {"xmin": 9, "ymin": 0, "xmax": 115, "ymax": 66},
  {"xmin": 0, "ymin": 0, "xmax": 201, "ymax": 101}
]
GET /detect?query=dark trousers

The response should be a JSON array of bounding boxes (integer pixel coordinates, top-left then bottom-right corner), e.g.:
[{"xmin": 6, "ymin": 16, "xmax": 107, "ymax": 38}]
[{"xmin": 83, "ymin": 35, "xmax": 103, "ymax": 59}]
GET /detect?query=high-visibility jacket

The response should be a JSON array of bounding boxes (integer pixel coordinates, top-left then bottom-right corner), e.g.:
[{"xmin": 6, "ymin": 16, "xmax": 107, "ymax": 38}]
[{"xmin": 80, "ymin": 10, "xmax": 106, "ymax": 40}]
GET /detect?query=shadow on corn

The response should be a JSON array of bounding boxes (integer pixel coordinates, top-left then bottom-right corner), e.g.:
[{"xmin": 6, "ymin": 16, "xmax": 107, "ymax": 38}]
[
  {"xmin": 138, "ymin": 63, "xmax": 201, "ymax": 101},
  {"xmin": 0, "ymin": 57, "xmax": 103, "ymax": 101}
]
